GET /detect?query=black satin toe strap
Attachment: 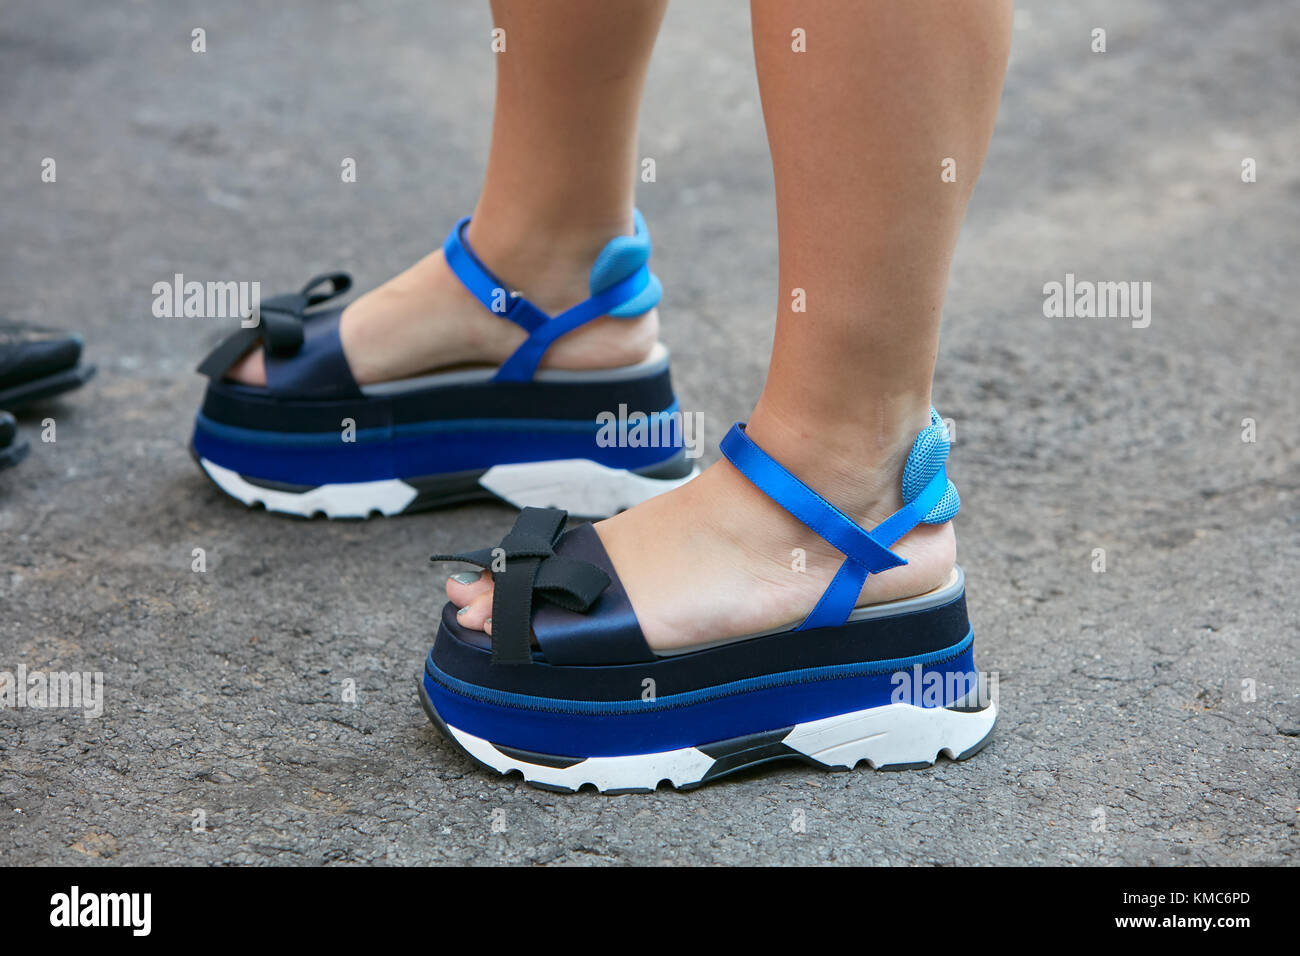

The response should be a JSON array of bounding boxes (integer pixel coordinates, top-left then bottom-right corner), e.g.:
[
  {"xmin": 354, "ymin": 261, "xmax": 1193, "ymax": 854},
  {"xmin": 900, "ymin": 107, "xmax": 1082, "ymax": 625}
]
[
  {"xmin": 432, "ymin": 508, "xmax": 611, "ymax": 665},
  {"xmin": 531, "ymin": 523, "xmax": 655, "ymax": 665},
  {"xmin": 196, "ymin": 272, "xmax": 352, "ymax": 385}
]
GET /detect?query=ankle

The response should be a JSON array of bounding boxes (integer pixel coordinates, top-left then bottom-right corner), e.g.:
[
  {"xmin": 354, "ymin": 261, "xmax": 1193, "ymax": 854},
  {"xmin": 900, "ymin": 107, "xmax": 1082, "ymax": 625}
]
[
  {"xmin": 743, "ymin": 400, "xmax": 934, "ymax": 527},
  {"xmin": 465, "ymin": 208, "xmax": 634, "ymax": 314}
]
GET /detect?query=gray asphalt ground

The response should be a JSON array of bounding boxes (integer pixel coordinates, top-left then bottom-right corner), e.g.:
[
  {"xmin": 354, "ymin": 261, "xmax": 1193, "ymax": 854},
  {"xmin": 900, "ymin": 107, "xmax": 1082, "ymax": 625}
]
[{"xmin": 1, "ymin": 0, "xmax": 1296, "ymax": 866}]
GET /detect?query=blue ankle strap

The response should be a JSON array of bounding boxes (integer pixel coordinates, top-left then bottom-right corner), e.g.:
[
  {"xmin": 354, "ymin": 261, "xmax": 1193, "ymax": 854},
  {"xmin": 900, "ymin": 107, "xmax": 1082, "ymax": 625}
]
[
  {"xmin": 441, "ymin": 210, "xmax": 662, "ymax": 383},
  {"xmin": 719, "ymin": 409, "xmax": 959, "ymax": 631}
]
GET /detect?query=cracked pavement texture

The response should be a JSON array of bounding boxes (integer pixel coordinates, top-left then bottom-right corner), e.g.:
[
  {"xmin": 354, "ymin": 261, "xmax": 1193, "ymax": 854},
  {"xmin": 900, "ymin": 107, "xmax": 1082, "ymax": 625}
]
[{"xmin": 1, "ymin": 0, "xmax": 1297, "ymax": 865}]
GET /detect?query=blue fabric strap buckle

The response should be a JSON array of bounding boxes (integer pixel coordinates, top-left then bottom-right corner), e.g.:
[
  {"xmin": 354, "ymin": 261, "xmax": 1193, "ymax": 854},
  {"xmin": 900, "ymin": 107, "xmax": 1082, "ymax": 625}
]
[
  {"xmin": 441, "ymin": 215, "xmax": 658, "ymax": 383},
  {"xmin": 719, "ymin": 412, "xmax": 958, "ymax": 631}
]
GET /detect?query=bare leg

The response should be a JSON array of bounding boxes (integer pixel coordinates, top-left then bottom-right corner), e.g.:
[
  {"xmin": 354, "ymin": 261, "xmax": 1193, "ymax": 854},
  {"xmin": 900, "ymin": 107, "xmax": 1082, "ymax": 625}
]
[
  {"xmin": 745, "ymin": 0, "xmax": 1012, "ymax": 497},
  {"xmin": 229, "ymin": 0, "xmax": 668, "ymax": 385},
  {"xmin": 452, "ymin": 0, "xmax": 1013, "ymax": 651}
]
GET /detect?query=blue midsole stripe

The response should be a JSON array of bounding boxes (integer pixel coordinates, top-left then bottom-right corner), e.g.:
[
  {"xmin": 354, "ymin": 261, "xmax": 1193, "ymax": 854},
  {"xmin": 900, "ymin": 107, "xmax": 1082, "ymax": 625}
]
[
  {"xmin": 195, "ymin": 401, "xmax": 684, "ymax": 448},
  {"xmin": 424, "ymin": 641, "xmax": 981, "ymax": 757},
  {"xmin": 426, "ymin": 628, "xmax": 974, "ymax": 716},
  {"xmin": 192, "ymin": 401, "xmax": 687, "ymax": 483}
]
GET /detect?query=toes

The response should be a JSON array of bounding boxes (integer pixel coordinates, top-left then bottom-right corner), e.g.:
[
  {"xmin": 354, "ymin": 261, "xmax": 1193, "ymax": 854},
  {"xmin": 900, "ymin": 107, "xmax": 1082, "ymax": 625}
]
[
  {"xmin": 226, "ymin": 348, "xmax": 267, "ymax": 386},
  {"xmin": 446, "ymin": 569, "xmax": 491, "ymax": 606},
  {"xmin": 455, "ymin": 592, "xmax": 493, "ymax": 632}
]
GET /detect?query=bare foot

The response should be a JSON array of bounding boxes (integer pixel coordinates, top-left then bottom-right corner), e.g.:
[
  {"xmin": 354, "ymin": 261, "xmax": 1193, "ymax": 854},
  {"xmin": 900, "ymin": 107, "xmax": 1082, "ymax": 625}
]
[
  {"xmin": 225, "ymin": 228, "xmax": 658, "ymax": 386},
  {"xmin": 446, "ymin": 415, "xmax": 956, "ymax": 652}
]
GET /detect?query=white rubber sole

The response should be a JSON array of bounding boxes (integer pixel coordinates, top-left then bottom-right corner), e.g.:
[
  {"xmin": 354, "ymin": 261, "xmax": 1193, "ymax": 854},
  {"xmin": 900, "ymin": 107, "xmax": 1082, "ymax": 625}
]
[
  {"xmin": 477, "ymin": 458, "xmax": 699, "ymax": 518},
  {"xmin": 436, "ymin": 698, "xmax": 997, "ymax": 794},
  {"xmin": 199, "ymin": 459, "xmax": 418, "ymax": 518},
  {"xmin": 199, "ymin": 456, "xmax": 698, "ymax": 519}
]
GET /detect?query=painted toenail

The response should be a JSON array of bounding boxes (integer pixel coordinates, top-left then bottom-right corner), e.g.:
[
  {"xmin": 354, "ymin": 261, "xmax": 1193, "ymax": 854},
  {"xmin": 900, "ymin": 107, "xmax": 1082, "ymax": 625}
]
[
  {"xmin": 451, "ymin": 572, "xmax": 480, "ymax": 585},
  {"xmin": 485, "ymin": 618, "xmax": 492, "ymax": 628},
  {"xmin": 457, "ymin": 606, "xmax": 470, "ymax": 617}
]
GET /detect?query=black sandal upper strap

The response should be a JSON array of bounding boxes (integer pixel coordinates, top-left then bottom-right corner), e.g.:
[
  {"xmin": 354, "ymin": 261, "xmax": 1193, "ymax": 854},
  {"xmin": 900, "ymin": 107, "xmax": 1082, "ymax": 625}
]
[
  {"xmin": 432, "ymin": 507, "xmax": 611, "ymax": 665},
  {"xmin": 196, "ymin": 272, "xmax": 352, "ymax": 380}
]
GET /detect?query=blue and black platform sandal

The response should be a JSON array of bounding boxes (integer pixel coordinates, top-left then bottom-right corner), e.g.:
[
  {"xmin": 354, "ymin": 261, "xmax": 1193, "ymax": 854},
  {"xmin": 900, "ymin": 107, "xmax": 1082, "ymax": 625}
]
[
  {"xmin": 191, "ymin": 210, "xmax": 696, "ymax": 518},
  {"xmin": 419, "ymin": 409, "xmax": 995, "ymax": 793}
]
